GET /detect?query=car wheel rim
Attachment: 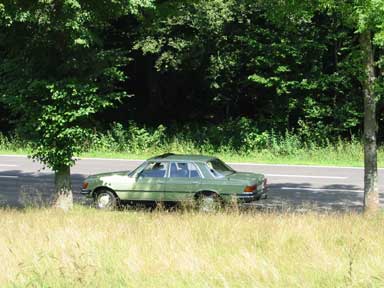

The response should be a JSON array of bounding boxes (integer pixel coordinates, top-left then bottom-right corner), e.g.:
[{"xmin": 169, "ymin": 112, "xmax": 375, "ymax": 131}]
[
  {"xmin": 98, "ymin": 193, "xmax": 112, "ymax": 208},
  {"xmin": 199, "ymin": 196, "xmax": 218, "ymax": 212}
]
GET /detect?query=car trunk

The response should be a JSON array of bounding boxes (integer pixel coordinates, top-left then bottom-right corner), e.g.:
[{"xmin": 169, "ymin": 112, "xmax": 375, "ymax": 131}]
[{"xmin": 226, "ymin": 172, "xmax": 264, "ymax": 184}]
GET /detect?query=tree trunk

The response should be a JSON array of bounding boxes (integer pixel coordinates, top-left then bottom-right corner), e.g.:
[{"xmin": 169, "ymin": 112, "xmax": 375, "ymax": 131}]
[
  {"xmin": 359, "ymin": 30, "xmax": 379, "ymax": 214},
  {"xmin": 53, "ymin": 164, "xmax": 73, "ymax": 211}
]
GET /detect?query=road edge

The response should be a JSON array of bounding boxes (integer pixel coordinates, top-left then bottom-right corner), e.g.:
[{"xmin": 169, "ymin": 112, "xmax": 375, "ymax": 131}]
[{"xmin": 0, "ymin": 154, "xmax": 381, "ymax": 170}]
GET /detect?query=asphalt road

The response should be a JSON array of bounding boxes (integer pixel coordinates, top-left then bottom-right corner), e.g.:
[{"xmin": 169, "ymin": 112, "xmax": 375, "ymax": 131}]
[{"xmin": 0, "ymin": 155, "xmax": 383, "ymax": 211}]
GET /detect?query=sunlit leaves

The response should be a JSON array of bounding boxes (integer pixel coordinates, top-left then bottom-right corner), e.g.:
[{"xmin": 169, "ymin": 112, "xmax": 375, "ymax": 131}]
[{"xmin": 0, "ymin": 1, "xmax": 152, "ymax": 171}]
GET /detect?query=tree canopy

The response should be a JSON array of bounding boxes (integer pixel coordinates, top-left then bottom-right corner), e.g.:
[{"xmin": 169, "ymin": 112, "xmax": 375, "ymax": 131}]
[
  {"xmin": 0, "ymin": 0, "xmax": 154, "ymax": 208},
  {"xmin": 2, "ymin": 0, "xmax": 383, "ymax": 140}
]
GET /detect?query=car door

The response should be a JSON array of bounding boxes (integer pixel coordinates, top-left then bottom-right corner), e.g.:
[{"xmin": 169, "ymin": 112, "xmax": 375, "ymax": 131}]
[
  {"xmin": 164, "ymin": 162, "xmax": 202, "ymax": 202},
  {"xmin": 123, "ymin": 161, "xmax": 168, "ymax": 201}
]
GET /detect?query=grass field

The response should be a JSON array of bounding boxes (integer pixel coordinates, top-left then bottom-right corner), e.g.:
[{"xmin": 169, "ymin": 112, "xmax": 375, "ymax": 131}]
[{"xmin": 1, "ymin": 207, "xmax": 384, "ymax": 287}]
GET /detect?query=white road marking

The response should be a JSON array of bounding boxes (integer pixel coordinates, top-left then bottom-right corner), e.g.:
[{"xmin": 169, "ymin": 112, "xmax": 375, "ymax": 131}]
[
  {"xmin": 230, "ymin": 162, "xmax": 380, "ymax": 170},
  {"xmin": 76, "ymin": 158, "xmax": 379, "ymax": 170},
  {"xmin": 0, "ymin": 164, "xmax": 18, "ymax": 167},
  {"xmin": 0, "ymin": 175, "xmax": 18, "ymax": 179},
  {"xmin": 0, "ymin": 155, "xmax": 27, "ymax": 158},
  {"xmin": 77, "ymin": 159, "xmax": 380, "ymax": 170},
  {"xmin": 78, "ymin": 157, "xmax": 145, "ymax": 162},
  {"xmin": 0, "ymin": 154, "xmax": 383, "ymax": 170},
  {"xmin": 281, "ymin": 187, "xmax": 363, "ymax": 193},
  {"xmin": 266, "ymin": 174, "xmax": 347, "ymax": 179}
]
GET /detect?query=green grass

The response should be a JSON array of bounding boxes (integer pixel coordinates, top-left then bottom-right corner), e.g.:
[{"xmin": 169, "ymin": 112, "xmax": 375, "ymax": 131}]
[
  {"xmin": 79, "ymin": 143, "xmax": 370, "ymax": 167},
  {"xmin": 0, "ymin": 149, "xmax": 30, "ymax": 156},
  {"xmin": 1, "ymin": 144, "xmax": 383, "ymax": 167},
  {"xmin": 1, "ymin": 123, "xmax": 383, "ymax": 167},
  {"xmin": 1, "ymin": 207, "xmax": 384, "ymax": 287}
]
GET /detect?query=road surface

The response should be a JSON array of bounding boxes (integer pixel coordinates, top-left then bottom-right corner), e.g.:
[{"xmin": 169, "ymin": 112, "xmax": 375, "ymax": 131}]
[{"xmin": 0, "ymin": 155, "xmax": 383, "ymax": 211}]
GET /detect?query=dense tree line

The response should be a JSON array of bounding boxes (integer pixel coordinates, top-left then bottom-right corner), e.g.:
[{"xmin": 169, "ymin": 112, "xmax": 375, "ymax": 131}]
[
  {"xmin": 133, "ymin": 1, "xmax": 364, "ymax": 141},
  {"xmin": 1, "ymin": 0, "xmax": 383, "ymax": 211},
  {"xmin": 1, "ymin": 1, "xmax": 383, "ymax": 139}
]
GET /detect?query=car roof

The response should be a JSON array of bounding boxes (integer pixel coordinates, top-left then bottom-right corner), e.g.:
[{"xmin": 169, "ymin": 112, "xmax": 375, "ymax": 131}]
[{"xmin": 148, "ymin": 153, "xmax": 216, "ymax": 163}]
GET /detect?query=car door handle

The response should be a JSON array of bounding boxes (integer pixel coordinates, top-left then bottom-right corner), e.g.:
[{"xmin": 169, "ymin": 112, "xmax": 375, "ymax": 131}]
[{"xmin": 191, "ymin": 181, "xmax": 199, "ymax": 184}]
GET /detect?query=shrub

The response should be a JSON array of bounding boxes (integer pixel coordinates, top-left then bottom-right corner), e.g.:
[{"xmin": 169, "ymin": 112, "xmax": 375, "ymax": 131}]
[{"xmin": 0, "ymin": 119, "xmax": 368, "ymax": 165}]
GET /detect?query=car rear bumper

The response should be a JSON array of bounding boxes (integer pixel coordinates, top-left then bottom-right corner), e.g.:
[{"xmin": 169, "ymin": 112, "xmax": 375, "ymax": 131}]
[
  {"xmin": 81, "ymin": 189, "xmax": 92, "ymax": 197},
  {"xmin": 236, "ymin": 193, "xmax": 263, "ymax": 202},
  {"xmin": 231, "ymin": 189, "xmax": 267, "ymax": 203}
]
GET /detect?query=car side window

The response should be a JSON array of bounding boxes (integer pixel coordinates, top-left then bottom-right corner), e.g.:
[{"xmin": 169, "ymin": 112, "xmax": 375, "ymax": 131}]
[
  {"xmin": 188, "ymin": 163, "xmax": 201, "ymax": 178},
  {"xmin": 170, "ymin": 162, "xmax": 201, "ymax": 178},
  {"xmin": 139, "ymin": 162, "xmax": 167, "ymax": 178}
]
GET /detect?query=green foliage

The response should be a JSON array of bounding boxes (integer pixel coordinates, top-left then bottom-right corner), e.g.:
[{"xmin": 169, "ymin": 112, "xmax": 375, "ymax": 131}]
[
  {"xmin": 0, "ymin": 0, "xmax": 153, "ymax": 171},
  {"xmin": 78, "ymin": 120, "xmax": 359, "ymax": 157},
  {"xmin": 1, "ymin": 0, "xmax": 384, "ymax": 172},
  {"xmin": 0, "ymin": 132, "xmax": 30, "ymax": 152},
  {"xmin": 87, "ymin": 122, "xmax": 166, "ymax": 154},
  {"xmin": 0, "ymin": 122, "xmax": 376, "ymax": 167},
  {"xmin": 134, "ymin": 0, "xmax": 366, "ymax": 137}
]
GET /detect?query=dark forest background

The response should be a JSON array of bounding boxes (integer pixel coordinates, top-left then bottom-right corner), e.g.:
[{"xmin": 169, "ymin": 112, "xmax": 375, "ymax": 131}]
[{"xmin": 1, "ymin": 0, "xmax": 384, "ymax": 146}]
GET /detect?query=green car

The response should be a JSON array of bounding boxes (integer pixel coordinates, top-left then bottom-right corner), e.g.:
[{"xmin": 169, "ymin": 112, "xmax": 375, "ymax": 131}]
[{"xmin": 81, "ymin": 153, "xmax": 267, "ymax": 210}]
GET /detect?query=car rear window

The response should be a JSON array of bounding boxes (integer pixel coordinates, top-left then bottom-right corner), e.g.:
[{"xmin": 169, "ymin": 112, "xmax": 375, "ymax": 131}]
[
  {"xmin": 206, "ymin": 159, "xmax": 235, "ymax": 177},
  {"xmin": 170, "ymin": 162, "xmax": 201, "ymax": 178}
]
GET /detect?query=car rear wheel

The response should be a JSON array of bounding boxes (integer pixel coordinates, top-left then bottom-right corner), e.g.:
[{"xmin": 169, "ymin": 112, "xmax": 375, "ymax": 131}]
[
  {"xmin": 94, "ymin": 189, "xmax": 118, "ymax": 210},
  {"xmin": 196, "ymin": 193, "xmax": 222, "ymax": 212}
]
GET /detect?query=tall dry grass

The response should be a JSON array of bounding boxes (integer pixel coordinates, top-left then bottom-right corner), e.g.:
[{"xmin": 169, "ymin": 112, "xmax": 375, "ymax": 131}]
[{"xmin": 1, "ymin": 207, "xmax": 383, "ymax": 287}]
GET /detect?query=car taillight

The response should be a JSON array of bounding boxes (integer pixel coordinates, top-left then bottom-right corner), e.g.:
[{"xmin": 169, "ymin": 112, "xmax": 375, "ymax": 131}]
[
  {"xmin": 82, "ymin": 182, "xmax": 89, "ymax": 189},
  {"xmin": 244, "ymin": 185, "xmax": 257, "ymax": 193}
]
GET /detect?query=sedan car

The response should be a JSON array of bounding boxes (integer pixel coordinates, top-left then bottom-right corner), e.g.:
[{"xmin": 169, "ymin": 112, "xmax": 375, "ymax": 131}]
[{"xmin": 81, "ymin": 153, "xmax": 267, "ymax": 210}]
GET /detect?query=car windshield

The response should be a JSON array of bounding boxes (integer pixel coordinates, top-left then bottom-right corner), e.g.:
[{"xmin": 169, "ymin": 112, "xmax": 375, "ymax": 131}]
[{"xmin": 206, "ymin": 159, "xmax": 235, "ymax": 177}]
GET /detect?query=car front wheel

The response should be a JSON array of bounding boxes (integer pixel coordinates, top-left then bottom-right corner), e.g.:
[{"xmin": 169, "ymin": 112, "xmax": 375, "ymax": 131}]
[{"xmin": 95, "ymin": 190, "xmax": 118, "ymax": 210}]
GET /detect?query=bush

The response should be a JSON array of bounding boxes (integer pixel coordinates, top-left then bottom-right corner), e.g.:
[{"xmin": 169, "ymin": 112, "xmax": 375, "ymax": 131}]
[
  {"xmin": 86, "ymin": 122, "xmax": 167, "ymax": 154},
  {"xmin": 0, "ymin": 131, "xmax": 31, "ymax": 152},
  {"xmin": 0, "ymin": 118, "xmax": 369, "ymax": 167}
]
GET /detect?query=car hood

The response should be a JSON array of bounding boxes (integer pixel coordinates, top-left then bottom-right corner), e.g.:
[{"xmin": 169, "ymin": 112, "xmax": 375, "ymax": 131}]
[
  {"xmin": 87, "ymin": 170, "xmax": 131, "ymax": 179},
  {"xmin": 226, "ymin": 172, "xmax": 264, "ymax": 183}
]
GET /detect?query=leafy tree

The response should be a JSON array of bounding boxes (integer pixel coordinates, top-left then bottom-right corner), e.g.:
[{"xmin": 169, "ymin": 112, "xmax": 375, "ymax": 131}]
[
  {"xmin": 0, "ymin": 0, "xmax": 153, "ymax": 210},
  {"xmin": 353, "ymin": 0, "xmax": 384, "ymax": 213},
  {"xmin": 134, "ymin": 0, "xmax": 363, "ymax": 138},
  {"xmin": 263, "ymin": 0, "xmax": 384, "ymax": 212}
]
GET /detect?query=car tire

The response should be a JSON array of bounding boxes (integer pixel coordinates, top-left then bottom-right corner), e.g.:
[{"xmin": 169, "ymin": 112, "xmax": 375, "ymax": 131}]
[
  {"xmin": 196, "ymin": 193, "xmax": 222, "ymax": 213},
  {"xmin": 94, "ymin": 189, "xmax": 118, "ymax": 210}
]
